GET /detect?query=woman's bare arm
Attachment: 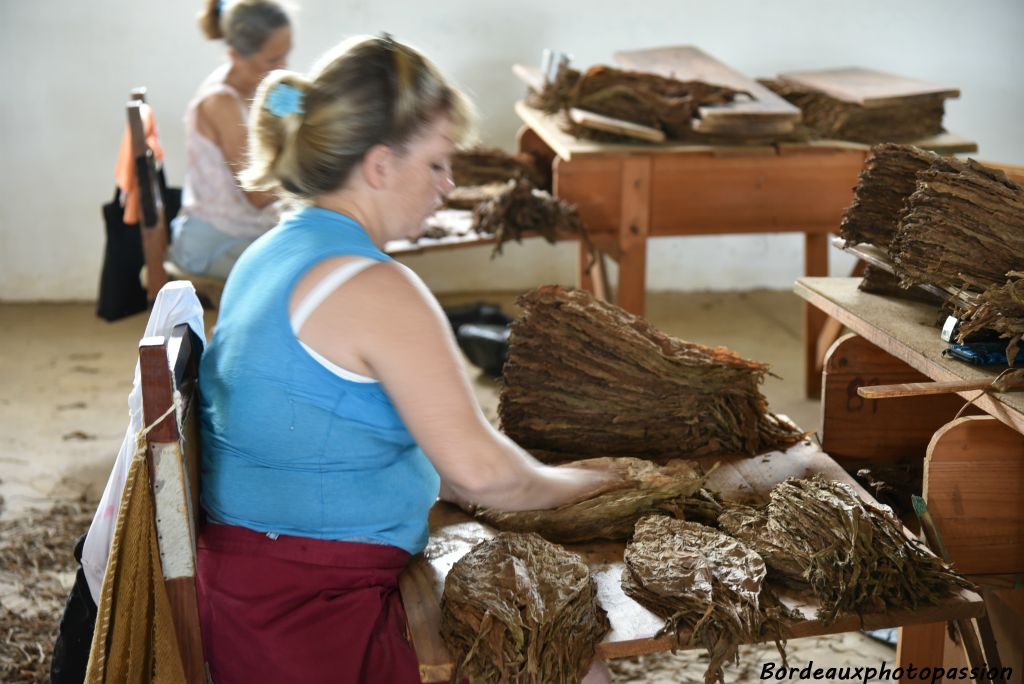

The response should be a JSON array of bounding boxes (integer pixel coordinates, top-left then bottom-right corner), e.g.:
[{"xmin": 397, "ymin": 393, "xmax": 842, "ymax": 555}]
[
  {"xmin": 196, "ymin": 92, "xmax": 278, "ymax": 209},
  {"xmin": 292, "ymin": 258, "xmax": 615, "ymax": 511}
]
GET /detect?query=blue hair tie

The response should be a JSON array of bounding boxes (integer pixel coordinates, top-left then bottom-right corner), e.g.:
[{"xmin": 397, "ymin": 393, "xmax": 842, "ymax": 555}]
[{"xmin": 266, "ymin": 82, "xmax": 305, "ymax": 117}]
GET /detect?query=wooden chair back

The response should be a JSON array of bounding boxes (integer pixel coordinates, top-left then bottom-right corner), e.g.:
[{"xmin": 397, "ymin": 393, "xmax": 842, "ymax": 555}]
[{"xmin": 139, "ymin": 323, "xmax": 206, "ymax": 683}]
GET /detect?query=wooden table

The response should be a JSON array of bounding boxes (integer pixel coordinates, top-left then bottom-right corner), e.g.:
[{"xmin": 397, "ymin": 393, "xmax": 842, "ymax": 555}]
[
  {"xmin": 796, "ymin": 276, "xmax": 1024, "ymax": 679},
  {"xmin": 516, "ymin": 102, "xmax": 978, "ymax": 399},
  {"xmin": 399, "ymin": 441, "xmax": 984, "ymax": 683}
]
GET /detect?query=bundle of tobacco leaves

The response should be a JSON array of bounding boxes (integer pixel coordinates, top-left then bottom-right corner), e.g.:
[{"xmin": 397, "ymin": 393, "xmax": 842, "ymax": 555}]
[
  {"xmin": 956, "ymin": 271, "xmax": 1024, "ymax": 355},
  {"xmin": 622, "ymin": 515, "xmax": 790, "ymax": 684},
  {"xmin": 530, "ymin": 63, "xmax": 743, "ymax": 141},
  {"xmin": 890, "ymin": 156, "xmax": 1024, "ymax": 293},
  {"xmin": 440, "ymin": 532, "xmax": 609, "ymax": 684},
  {"xmin": 451, "ymin": 146, "xmax": 543, "ymax": 190},
  {"xmin": 718, "ymin": 476, "xmax": 974, "ymax": 625},
  {"xmin": 760, "ymin": 80, "xmax": 946, "ymax": 144},
  {"xmin": 839, "ymin": 143, "xmax": 940, "ymax": 249},
  {"xmin": 472, "ymin": 179, "xmax": 585, "ymax": 256},
  {"xmin": 858, "ymin": 264, "xmax": 944, "ymax": 305},
  {"xmin": 498, "ymin": 286, "xmax": 804, "ymax": 461},
  {"xmin": 443, "ymin": 182, "xmax": 509, "ymax": 210},
  {"xmin": 476, "ymin": 457, "xmax": 710, "ymax": 543}
]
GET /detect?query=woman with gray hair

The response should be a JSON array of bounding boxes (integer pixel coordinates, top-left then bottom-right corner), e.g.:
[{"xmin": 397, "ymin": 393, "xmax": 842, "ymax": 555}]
[{"xmin": 168, "ymin": 0, "xmax": 292, "ymax": 281}]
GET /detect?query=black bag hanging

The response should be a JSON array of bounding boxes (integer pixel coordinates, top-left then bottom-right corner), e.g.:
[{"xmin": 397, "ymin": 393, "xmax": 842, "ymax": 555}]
[
  {"xmin": 95, "ymin": 170, "xmax": 181, "ymax": 322},
  {"xmin": 96, "ymin": 186, "xmax": 146, "ymax": 321}
]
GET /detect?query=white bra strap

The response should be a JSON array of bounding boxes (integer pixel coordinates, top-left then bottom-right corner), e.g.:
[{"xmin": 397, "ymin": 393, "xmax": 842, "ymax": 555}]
[{"xmin": 291, "ymin": 258, "xmax": 379, "ymax": 333}]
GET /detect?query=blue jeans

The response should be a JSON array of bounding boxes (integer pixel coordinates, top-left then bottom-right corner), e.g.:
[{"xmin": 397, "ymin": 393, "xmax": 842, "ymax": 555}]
[{"xmin": 169, "ymin": 214, "xmax": 257, "ymax": 279}]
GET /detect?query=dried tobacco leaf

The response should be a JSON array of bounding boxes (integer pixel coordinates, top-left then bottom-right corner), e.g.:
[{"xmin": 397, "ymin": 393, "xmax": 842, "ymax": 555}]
[
  {"xmin": 719, "ymin": 476, "xmax": 974, "ymax": 625},
  {"xmin": 451, "ymin": 146, "xmax": 543, "ymax": 188},
  {"xmin": 499, "ymin": 286, "xmax": 804, "ymax": 461},
  {"xmin": 476, "ymin": 457, "xmax": 708, "ymax": 543},
  {"xmin": 890, "ymin": 156, "xmax": 1024, "ymax": 293},
  {"xmin": 472, "ymin": 179, "xmax": 586, "ymax": 256},
  {"xmin": 440, "ymin": 532, "xmax": 609, "ymax": 684},
  {"xmin": 955, "ymin": 271, "xmax": 1024, "ymax": 356},
  {"xmin": 530, "ymin": 64, "xmax": 743, "ymax": 142},
  {"xmin": 839, "ymin": 143, "xmax": 940, "ymax": 249},
  {"xmin": 621, "ymin": 515, "xmax": 787, "ymax": 684},
  {"xmin": 760, "ymin": 80, "xmax": 946, "ymax": 144}
]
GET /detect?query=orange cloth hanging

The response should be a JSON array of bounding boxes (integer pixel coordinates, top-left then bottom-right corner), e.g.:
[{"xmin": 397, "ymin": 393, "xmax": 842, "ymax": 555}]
[{"xmin": 113, "ymin": 104, "xmax": 164, "ymax": 225}]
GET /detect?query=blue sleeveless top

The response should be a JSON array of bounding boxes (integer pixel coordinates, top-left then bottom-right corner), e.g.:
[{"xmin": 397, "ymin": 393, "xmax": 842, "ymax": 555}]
[{"xmin": 198, "ymin": 206, "xmax": 440, "ymax": 554}]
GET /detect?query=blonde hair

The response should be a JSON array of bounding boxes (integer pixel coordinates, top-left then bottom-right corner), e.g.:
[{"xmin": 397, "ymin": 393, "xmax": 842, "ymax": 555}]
[
  {"xmin": 198, "ymin": 0, "xmax": 290, "ymax": 56},
  {"xmin": 242, "ymin": 35, "xmax": 476, "ymax": 198}
]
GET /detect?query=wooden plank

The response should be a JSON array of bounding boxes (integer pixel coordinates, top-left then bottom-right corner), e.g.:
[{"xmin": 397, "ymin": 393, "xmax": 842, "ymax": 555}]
[
  {"xmin": 820, "ymin": 334, "xmax": 974, "ymax": 465},
  {"xmin": 616, "ymin": 156, "xmax": 651, "ymax": 315},
  {"xmin": 859, "ymin": 378, "xmax": 999, "ymax": 399},
  {"xmin": 552, "ymin": 155, "xmax": 624, "ymax": 233},
  {"xmin": 516, "ymin": 101, "xmax": 739, "ymax": 161},
  {"xmin": 569, "ymin": 108, "xmax": 666, "ymax": 142},
  {"xmin": 794, "ymin": 277, "xmax": 1024, "ymax": 436},
  {"xmin": 165, "ymin": 577, "xmax": 206, "ymax": 684},
  {"xmin": 612, "ymin": 45, "xmax": 801, "ymax": 133},
  {"xmin": 804, "ymin": 233, "xmax": 829, "ymax": 399},
  {"xmin": 781, "ymin": 131, "xmax": 979, "ymax": 156},
  {"xmin": 400, "ymin": 443, "xmax": 984, "ymax": 681},
  {"xmin": 924, "ymin": 416, "xmax": 1024, "ymax": 575},
  {"xmin": 896, "ymin": 623, "xmax": 947, "ymax": 684},
  {"xmin": 778, "ymin": 67, "xmax": 960, "ymax": 108},
  {"xmin": 647, "ymin": 148, "xmax": 865, "ymax": 236}
]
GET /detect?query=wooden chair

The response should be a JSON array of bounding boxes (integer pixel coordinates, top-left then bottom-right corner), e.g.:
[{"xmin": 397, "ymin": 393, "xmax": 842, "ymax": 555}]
[
  {"xmin": 139, "ymin": 323, "xmax": 207, "ymax": 683},
  {"xmin": 127, "ymin": 97, "xmax": 226, "ymax": 308}
]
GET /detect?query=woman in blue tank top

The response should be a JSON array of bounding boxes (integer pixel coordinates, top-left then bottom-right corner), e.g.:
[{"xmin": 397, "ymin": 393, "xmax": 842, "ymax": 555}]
[{"xmin": 195, "ymin": 34, "xmax": 616, "ymax": 683}]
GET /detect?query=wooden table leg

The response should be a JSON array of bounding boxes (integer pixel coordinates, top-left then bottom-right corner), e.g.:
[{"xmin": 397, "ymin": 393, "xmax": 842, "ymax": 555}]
[
  {"xmin": 896, "ymin": 623, "xmax": 947, "ymax": 684},
  {"xmin": 616, "ymin": 157, "xmax": 652, "ymax": 317},
  {"xmin": 803, "ymin": 232, "xmax": 829, "ymax": 398}
]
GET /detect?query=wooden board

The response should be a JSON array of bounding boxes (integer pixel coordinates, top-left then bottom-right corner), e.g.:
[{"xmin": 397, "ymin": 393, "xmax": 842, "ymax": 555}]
[
  {"xmin": 569, "ymin": 107, "xmax": 666, "ymax": 142},
  {"xmin": 613, "ymin": 45, "xmax": 801, "ymax": 134},
  {"xmin": 777, "ymin": 67, "xmax": 960, "ymax": 108},
  {"xmin": 399, "ymin": 441, "xmax": 984, "ymax": 682},
  {"xmin": 794, "ymin": 277, "xmax": 1024, "ymax": 436},
  {"xmin": 821, "ymin": 333, "xmax": 976, "ymax": 466},
  {"xmin": 924, "ymin": 415, "xmax": 1024, "ymax": 575}
]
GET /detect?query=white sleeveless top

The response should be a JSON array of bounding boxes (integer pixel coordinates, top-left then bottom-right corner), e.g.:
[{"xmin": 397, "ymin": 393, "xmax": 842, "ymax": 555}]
[
  {"xmin": 180, "ymin": 65, "xmax": 280, "ymax": 238},
  {"xmin": 291, "ymin": 257, "xmax": 380, "ymax": 384}
]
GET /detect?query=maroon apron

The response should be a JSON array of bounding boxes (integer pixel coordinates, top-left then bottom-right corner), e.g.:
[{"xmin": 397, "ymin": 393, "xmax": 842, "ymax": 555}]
[{"xmin": 196, "ymin": 523, "xmax": 422, "ymax": 684}]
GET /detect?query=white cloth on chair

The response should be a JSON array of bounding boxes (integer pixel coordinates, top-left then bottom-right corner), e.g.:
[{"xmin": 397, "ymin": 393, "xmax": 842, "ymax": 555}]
[{"xmin": 81, "ymin": 281, "xmax": 206, "ymax": 602}]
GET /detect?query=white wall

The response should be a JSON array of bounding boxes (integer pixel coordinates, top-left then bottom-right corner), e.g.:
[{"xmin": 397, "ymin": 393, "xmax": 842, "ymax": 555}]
[{"xmin": 2, "ymin": 0, "xmax": 1022, "ymax": 301}]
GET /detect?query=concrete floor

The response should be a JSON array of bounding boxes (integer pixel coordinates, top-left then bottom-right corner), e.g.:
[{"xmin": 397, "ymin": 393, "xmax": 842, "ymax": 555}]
[{"xmin": 0, "ymin": 290, "xmax": 895, "ymax": 682}]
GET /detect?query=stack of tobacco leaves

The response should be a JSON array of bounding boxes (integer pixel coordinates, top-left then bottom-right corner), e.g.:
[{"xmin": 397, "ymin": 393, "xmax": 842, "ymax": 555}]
[
  {"xmin": 621, "ymin": 515, "xmax": 789, "ymax": 684},
  {"xmin": 530, "ymin": 64, "xmax": 743, "ymax": 141},
  {"xmin": 760, "ymin": 80, "xmax": 946, "ymax": 144},
  {"xmin": 858, "ymin": 264, "xmax": 944, "ymax": 305},
  {"xmin": 956, "ymin": 271, "xmax": 1024, "ymax": 354},
  {"xmin": 451, "ymin": 146, "xmax": 543, "ymax": 188},
  {"xmin": 839, "ymin": 143, "xmax": 939, "ymax": 249},
  {"xmin": 890, "ymin": 156, "xmax": 1024, "ymax": 293},
  {"xmin": 476, "ymin": 457, "xmax": 709, "ymax": 543},
  {"xmin": 498, "ymin": 286, "xmax": 804, "ymax": 460},
  {"xmin": 472, "ymin": 179, "xmax": 586, "ymax": 256},
  {"xmin": 718, "ymin": 476, "xmax": 974, "ymax": 625},
  {"xmin": 440, "ymin": 532, "xmax": 609, "ymax": 684},
  {"xmin": 443, "ymin": 147, "xmax": 545, "ymax": 211}
]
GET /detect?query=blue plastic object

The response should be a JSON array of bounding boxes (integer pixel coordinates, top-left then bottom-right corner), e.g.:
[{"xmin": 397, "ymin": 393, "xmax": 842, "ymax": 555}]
[{"xmin": 944, "ymin": 341, "xmax": 1024, "ymax": 366}]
